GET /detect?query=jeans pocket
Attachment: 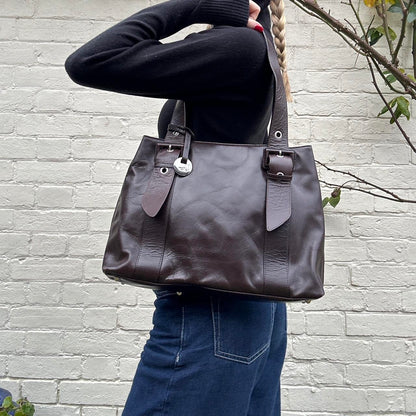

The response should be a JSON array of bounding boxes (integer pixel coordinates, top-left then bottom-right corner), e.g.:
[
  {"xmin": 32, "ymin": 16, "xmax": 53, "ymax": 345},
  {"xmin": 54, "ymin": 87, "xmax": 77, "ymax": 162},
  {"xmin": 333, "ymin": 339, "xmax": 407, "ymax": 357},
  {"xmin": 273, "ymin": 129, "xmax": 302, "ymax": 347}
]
[{"xmin": 210, "ymin": 295, "xmax": 275, "ymax": 364}]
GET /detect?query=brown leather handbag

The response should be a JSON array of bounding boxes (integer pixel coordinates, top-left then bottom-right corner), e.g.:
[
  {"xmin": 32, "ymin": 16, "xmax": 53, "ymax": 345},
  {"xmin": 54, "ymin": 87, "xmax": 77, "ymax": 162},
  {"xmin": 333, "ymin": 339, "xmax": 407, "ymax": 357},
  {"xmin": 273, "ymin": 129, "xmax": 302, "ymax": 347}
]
[{"xmin": 102, "ymin": 29, "xmax": 325, "ymax": 302}]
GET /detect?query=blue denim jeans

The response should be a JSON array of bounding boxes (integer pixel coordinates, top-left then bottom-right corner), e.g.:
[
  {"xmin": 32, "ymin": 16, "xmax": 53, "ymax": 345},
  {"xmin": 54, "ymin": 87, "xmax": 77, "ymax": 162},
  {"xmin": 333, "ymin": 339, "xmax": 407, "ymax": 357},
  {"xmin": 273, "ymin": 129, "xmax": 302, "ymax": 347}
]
[{"xmin": 122, "ymin": 288, "xmax": 287, "ymax": 416}]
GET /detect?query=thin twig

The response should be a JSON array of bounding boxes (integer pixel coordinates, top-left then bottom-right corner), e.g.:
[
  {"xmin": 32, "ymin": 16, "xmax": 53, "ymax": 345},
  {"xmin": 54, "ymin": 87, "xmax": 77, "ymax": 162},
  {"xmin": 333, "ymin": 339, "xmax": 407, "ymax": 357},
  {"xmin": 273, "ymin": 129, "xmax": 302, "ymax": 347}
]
[
  {"xmin": 365, "ymin": 54, "xmax": 416, "ymax": 152},
  {"xmin": 348, "ymin": 0, "xmax": 367, "ymax": 39},
  {"xmin": 379, "ymin": 0, "xmax": 396, "ymax": 61},
  {"xmin": 392, "ymin": 0, "xmax": 410, "ymax": 64},
  {"xmin": 348, "ymin": 0, "xmax": 407, "ymax": 95},
  {"xmin": 317, "ymin": 160, "xmax": 416, "ymax": 202},
  {"xmin": 369, "ymin": 53, "xmax": 408, "ymax": 95},
  {"xmin": 319, "ymin": 179, "xmax": 416, "ymax": 202}
]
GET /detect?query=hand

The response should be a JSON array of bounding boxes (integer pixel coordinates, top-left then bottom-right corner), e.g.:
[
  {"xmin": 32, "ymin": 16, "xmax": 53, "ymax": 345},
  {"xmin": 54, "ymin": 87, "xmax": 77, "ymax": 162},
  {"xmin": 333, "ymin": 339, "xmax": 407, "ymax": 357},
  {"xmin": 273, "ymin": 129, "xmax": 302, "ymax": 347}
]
[{"xmin": 246, "ymin": 0, "xmax": 263, "ymax": 31}]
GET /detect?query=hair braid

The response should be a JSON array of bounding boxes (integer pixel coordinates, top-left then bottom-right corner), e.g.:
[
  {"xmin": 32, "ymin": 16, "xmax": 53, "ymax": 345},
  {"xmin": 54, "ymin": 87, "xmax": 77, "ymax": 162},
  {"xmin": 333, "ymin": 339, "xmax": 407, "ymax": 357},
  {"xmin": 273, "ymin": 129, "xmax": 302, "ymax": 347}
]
[{"xmin": 270, "ymin": 0, "xmax": 293, "ymax": 102}]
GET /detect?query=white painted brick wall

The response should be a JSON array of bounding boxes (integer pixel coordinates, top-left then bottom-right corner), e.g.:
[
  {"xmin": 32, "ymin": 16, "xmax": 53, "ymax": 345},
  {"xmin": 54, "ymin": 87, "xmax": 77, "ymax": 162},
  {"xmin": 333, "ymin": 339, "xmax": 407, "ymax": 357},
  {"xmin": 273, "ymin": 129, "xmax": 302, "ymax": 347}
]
[{"xmin": 0, "ymin": 0, "xmax": 415, "ymax": 415}]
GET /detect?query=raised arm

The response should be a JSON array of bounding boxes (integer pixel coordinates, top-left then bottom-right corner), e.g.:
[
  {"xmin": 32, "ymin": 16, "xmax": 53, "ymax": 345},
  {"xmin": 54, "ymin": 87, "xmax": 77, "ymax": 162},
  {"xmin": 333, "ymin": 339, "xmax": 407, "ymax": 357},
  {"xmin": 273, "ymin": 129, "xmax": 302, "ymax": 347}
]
[{"xmin": 64, "ymin": 0, "xmax": 258, "ymax": 100}]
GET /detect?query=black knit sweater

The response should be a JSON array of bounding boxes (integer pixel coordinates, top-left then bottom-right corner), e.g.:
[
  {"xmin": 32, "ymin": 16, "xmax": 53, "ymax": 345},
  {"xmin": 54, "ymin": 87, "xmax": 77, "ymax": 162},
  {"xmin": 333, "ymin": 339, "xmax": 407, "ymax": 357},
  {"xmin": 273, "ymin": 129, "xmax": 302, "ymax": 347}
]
[{"xmin": 64, "ymin": 0, "xmax": 274, "ymax": 144}]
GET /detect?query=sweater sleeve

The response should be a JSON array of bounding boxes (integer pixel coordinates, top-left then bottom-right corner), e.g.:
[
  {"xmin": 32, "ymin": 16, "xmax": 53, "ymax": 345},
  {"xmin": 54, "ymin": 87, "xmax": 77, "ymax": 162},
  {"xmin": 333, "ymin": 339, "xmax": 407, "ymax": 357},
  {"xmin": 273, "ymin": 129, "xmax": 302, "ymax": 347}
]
[{"xmin": 64, "ymin": 0, "xmax": 253, "ymax": 100}]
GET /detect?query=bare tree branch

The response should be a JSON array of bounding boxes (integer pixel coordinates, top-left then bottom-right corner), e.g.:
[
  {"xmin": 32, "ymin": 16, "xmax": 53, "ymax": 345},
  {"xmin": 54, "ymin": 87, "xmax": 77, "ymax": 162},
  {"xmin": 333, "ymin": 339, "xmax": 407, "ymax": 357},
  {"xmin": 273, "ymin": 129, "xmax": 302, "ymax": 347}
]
[
  {"xmin": 317, "ymin": 161, "xmax": 416, "ymax": 203},
  {"xmin": 365, "ymin": 54, "xmax": 416, "ymax": 152},
  {"xmin": 290, "ymin": 0, "xmax": 416, "ymax": 98},
  {"xmin": 319, "ymin": 179, "xmax": 416, "ymax": 202},
  {"xmin": 288, "ymin": 0, "xmax": 416, "ymax": 203}
]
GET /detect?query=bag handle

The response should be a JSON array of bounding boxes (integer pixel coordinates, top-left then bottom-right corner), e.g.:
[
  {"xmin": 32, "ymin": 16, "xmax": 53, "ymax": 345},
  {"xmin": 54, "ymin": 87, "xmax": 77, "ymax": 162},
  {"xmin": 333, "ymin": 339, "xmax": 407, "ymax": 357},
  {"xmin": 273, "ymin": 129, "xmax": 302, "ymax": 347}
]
[
  {"xmin": 165, "ymin": 29, "xmax": 289, "ymax": 149},
  {"xmin": 143, "ymin": 28, "xmax": 292, "ymax": 222}
]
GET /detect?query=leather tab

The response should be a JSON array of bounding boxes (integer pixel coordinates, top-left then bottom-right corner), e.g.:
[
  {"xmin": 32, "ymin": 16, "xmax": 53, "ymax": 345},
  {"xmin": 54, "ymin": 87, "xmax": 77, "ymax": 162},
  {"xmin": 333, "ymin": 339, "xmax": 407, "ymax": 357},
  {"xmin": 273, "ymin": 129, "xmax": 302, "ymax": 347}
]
[
  {"xmin": 264, "ymin": 151, "xmax": 294, "ymax": 231},
  {"xmin": 142, "ymin": 123, "xmax": 195, "ymax": 217},
  {"xmin": 266, "ymin": 178, "xmax": 291, "ymax": 231},
  {"xmin": 141, "ymin": 147, "xmax": 181, "ymax": 217},
  {"xmin": 181, "ymin": 129, "xmax": 193, "ymax": 162}
]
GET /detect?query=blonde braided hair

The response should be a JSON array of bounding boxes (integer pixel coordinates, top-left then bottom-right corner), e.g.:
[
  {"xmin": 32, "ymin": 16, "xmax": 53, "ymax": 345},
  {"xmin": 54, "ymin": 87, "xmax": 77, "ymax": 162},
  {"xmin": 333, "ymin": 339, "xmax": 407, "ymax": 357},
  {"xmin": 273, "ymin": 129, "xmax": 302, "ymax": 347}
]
[
  {"xmin": 270, "ymin": 0, "xmax": 293, "ymax": 102},
  {"xmin": 205, "ymin": 0, "xmax": 293, "ymax": 103}
]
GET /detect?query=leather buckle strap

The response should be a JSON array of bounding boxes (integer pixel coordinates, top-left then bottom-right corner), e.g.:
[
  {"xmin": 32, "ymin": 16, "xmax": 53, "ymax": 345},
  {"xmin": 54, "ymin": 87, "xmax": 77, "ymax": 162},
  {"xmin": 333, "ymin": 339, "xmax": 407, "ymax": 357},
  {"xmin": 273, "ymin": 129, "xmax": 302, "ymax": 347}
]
[
  {"xmin": 155, "ymin": 142, "xmax": 183, "ymax": 164},
  {"xmin": 262, "ymin": 149, "xmax": 294, "ymax": 181},
  {"xmin": 143, "ymin": 125, "xmax": 195, "ymax": 217},
  {"xmin": 263, "ymin": 148, "xmax": 294, "ymax": 232},
  {"xmin": 142, "ymin": 144, "xmax": 182, "ymax": 218}
]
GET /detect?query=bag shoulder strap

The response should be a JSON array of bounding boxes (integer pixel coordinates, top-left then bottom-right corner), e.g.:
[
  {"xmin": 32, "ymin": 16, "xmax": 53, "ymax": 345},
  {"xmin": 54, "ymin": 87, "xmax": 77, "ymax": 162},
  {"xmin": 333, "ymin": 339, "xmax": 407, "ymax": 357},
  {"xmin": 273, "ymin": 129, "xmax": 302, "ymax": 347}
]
[
  {"xmin": 165, "ymin": 29, "xmax": 289, "ymax": 149},
  {"xmin": 146, "ymin": 28, "xmax": 292, "ymax": 228}
]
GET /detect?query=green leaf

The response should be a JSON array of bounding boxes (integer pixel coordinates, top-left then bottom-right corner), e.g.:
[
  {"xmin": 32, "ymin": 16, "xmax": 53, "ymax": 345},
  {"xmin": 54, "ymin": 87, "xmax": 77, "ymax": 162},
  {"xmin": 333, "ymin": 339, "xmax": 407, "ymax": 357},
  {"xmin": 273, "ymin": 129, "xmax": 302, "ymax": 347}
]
[
  {"xmin": 388, "ymin": 4, "xmax": 403, "ymax": 12},
  {"xmin": 366, "ymin": 27, "xmax": 383, "ymax": 45},
  {"xmin": 381, "ymin": 96, "xmax": 411, "ymax": 123},
  {"xmin": 329, "ymin": 195, "xmax": 341, "ymax": 207},
  {"xmin": 382, "ymin": 70, "xmax": 400, "ymax": 84},
  {"xmin": 322, "ymin": 197, "xmax": 330, "ymax": 207},
  {"xmin": 375, "ymin": 25, "xmax": 397, "ymax": 40},
  {"xmin": 14, "ymin": 409, "xmax": 25, "ymax": 416},
  {"xmin": 396, "ymin": 96, "xmax": 410, "ymax": 119},
  {"xmin": 1, "ymin": 397, "xmax": 13, "ymax": 409},
  {"xmin": 388, "ymin": 0, "xmax": 404, "ymax": 13},
  {"xmin": 407, "ymin": 4, "xmax": 416, "ymax": 22},
  {"xmin": 21, "ymin": 402, "xmax": 35, "ymax": 416},
  {"xmin": 388, "ymin": 26, "xmax": 397, "ymax": 40},
  {"xmin": 390, "ymin": 106, "xmax": 401, "ymax": 123},
  {"xmin": 0, "ymin": 410, "xmax": 9, "ymax": 416},
  {"xmin": 378, "ymin": 97, "xmax": 397, "ymax": 116}
]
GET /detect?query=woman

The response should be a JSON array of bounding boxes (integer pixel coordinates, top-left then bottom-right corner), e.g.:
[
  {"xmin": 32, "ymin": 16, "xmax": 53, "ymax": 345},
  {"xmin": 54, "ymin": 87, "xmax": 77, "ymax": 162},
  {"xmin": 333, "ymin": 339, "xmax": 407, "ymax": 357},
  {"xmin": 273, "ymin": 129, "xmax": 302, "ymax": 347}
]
[{"xmin": 65, "ymin": 0, "xmax": 291, "ymax": 414}]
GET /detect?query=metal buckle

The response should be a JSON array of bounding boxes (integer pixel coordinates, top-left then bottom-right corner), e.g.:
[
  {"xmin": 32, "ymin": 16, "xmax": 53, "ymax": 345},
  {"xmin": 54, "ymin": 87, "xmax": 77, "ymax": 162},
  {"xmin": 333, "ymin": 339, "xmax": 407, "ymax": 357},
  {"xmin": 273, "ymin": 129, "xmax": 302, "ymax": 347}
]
[
  {"xmin": 156, "ymin": 142, "xmax": 183, "ymax": 153},
  {"xmin": 154, "ymin": 142, "xmax": 183, "ymax": 167},
  {"xmin": 262, "ymin": 148, "xmax": 294, "ymax": 181}
]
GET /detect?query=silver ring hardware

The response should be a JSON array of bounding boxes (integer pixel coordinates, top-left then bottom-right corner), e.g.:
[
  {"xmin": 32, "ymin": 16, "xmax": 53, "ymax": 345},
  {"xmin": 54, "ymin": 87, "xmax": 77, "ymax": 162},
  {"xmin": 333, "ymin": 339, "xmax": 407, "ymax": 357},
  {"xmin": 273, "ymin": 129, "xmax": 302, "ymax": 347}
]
[
  {"xmin": 167, "ymin": 145, "xmax": 174, "ymax": 152},
  {"xmin": 274, "ymin": 130, "xmax": 283, "ymax": 139},
  {"xmin": 173, "ymin": 157, "xmax": 193, "ymax": 177},
  {"xmin": 160, "ymin": 167, "xmax": 169, "ymax": 175}
]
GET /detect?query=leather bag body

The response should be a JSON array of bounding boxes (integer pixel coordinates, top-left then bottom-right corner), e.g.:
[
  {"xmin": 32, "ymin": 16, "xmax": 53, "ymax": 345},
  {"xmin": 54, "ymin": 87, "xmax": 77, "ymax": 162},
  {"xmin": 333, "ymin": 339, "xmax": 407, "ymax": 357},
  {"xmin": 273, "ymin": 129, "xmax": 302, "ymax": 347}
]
[{"xmin": 102, "ymin": 29, "xmax": 325, "ymax": 302}]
